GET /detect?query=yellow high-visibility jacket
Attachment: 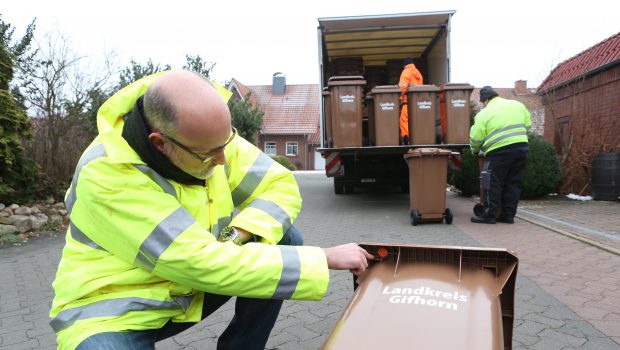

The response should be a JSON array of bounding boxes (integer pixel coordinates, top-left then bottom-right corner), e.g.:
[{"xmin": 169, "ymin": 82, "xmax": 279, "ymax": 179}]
[
  {"xmin": 49, "ymin": 72, "xmax": 329, "ymax": 349},
  {"xmin": 470, "ymin": 97, "xmax": 531, "ymax": 155}
]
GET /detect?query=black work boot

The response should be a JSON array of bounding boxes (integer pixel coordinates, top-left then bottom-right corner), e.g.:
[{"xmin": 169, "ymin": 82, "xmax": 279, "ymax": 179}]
[
  {"xmin": 497, "ymin": 216, "xmax": 514, "ymax": 224},
  {"xmin": 470, "ymin": 215, "xmax": 496, "ymax": 224}
]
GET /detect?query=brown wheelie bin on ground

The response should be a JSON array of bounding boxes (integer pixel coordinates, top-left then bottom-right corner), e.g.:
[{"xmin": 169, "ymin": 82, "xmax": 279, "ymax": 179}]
[
  {"xmin": 322, "ymin": 243, "xmax": 519, "ymax": 350},
  {"xmin": 322, "ymin": 88, "xmax": 333, "ymax": 147},
  {"xmin": 370, "ymin": 85, "xmax": 400, "ymax": 146},
  {"xmin": 439, "ymin": 83, "xmax": 474, "ymax": 144},
  {"xmin": 327, "ymin": 76, "xmax": 366, "ymax": 147},
  {"xmin": 403, "ymin": 148, "xmax": 452, "ymax": 225},
  {"xmin": 407, "ymin": 85, "xmax": 440, "ymax": 145}
]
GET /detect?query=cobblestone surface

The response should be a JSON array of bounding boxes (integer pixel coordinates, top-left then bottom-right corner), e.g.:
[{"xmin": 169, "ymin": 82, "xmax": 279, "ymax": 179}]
[{"xmin": 1, "ymin": 172, "xmax": 618, "ymax": 349}]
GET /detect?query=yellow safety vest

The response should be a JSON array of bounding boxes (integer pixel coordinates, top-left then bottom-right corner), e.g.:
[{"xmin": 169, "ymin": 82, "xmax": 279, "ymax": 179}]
[
  {"xmin": 470, "ymin": 97, "xmax": 531, "ymax": 155},
  {"xmin": 49, "ymin": 72, "xmax": 329, "ymax": 349}
]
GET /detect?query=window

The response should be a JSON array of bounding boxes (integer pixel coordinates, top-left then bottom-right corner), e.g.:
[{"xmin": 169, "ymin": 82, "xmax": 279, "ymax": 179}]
[
  {"xmin": 264, "ymin": 142, "xmax": 277, "ymax": 155},
  {"xmin": 286, "ymin": 142, "xmax": 298, "ymax": 156}
]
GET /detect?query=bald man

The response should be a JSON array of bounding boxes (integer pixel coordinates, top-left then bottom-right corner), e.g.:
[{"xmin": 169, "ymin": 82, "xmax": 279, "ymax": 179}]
[{"xmin": 50, "ymin": 70, "xmax": 372, "ymax": 350}]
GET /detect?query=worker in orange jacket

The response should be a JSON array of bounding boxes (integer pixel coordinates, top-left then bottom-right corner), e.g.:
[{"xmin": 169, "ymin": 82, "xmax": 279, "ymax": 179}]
[{"xmin": 398, "ymin": 58, "xmax": 423, "ymax": 144}]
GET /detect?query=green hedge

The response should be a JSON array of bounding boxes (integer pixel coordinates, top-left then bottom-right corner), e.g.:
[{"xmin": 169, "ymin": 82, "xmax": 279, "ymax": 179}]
[
  {"xmin": 451, "ymin": 134, "xmax": 561, "ymax": 199},
  {"xmin": 270, "ymin": 155, "xmax": 295, "ymax": 171}
]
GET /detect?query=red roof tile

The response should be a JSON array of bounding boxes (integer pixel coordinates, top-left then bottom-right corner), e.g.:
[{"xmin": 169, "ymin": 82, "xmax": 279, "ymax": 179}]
[
  {"xmin": 229, "ymin": 78, "xmax": 257, "ymax": 106},
  {"xmin": 537, "ymin": 32, "xmax": 620, "ymax": 92},
  {"xmin": 247, "ymin": 84, "xmax": 320, "ymax": 135}
]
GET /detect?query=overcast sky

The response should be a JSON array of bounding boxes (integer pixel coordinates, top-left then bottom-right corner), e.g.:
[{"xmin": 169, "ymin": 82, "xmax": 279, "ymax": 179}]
[{"xmin": 3, "ymin": 0, "xmax": 619, "ymax": 90}]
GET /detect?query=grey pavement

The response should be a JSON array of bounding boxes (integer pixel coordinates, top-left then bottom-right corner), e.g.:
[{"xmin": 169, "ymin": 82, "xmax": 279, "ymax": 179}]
[{"xmin": 0, "ymin": 171, "xmax": 619, "ymax": 349}]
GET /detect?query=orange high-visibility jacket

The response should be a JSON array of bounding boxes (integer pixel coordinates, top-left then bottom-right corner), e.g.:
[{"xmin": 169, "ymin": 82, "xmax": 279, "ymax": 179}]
[{"xmin": 398, "ymin": 64, "xmax": 423, "ymax": 138}]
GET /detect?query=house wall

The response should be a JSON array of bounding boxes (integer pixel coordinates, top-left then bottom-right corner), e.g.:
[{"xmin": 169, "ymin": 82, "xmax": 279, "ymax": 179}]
[
  {"xmin": 258, "ymin": 134, "xmax": 313, "ymax": 170},
  {"xmin": 541, "ymin": 63, "xmax": 620, "ymax": 193}
]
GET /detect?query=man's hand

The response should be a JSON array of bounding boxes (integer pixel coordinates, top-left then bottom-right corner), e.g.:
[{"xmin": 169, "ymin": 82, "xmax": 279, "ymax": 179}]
[{"xmin": 323, "ymin": 243, "xmax": 373, "ymax": 275}]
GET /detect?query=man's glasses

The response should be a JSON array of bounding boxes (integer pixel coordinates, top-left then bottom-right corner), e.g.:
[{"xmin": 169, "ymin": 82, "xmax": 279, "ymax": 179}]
[{"xmin": 163, "ymin": 127, "xmax": 237, "ymax": 163}]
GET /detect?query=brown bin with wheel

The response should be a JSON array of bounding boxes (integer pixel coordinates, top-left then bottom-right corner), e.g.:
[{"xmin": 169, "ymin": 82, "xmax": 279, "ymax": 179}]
[
  {"xmin": 322, "ymin": 243, "xmax": 519, "ymax": 350},
  {"xmin": 440, "ymin": 83, "xmax": 474, "ymax": 144},
  {"xmin": 370, "ymin": 85, "xmax": 400, "ymax": 146},
  {"xmin": 403, "ymin": 148, "xmax": 452, "ymax": 225},
  {"xmin": 407, "ymin": 85, "xmax": 440, "ymax": 145},
  {"xmin": 328, "ymin": 76, "xmax": 366, "ymax": 147}
]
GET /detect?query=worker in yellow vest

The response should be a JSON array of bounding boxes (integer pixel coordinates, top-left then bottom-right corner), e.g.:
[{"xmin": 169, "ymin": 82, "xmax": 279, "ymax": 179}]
[
  {"xmin": 470, "ymin": 86, "xmax": 531, "ymax": 224},
  {"xmin": 50, "ymin": 70, "xmax": 372, "ymax": 349},
  {"xmin": 398, "ymin": 57, "xmax": 423, "ymax": 144}
]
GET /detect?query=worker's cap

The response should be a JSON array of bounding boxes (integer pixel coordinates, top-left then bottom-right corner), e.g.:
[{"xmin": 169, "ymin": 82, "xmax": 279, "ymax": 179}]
[
  {"xmin": 479, "ymin": 86, "xmax": 498, "ymax": 102},
  {"xmin": 403, "ymin": 58, "xmax": 414, "ymax": 65}
]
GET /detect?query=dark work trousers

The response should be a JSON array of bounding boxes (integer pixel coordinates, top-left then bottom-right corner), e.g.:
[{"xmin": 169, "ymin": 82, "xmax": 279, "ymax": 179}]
[
  {"xmin": 76, "ymin": 226, "xmax": 304, "ymax": 350},
  {"xmin": 483, "ymin": 148, "xmax": 528, "ymax": 219}
]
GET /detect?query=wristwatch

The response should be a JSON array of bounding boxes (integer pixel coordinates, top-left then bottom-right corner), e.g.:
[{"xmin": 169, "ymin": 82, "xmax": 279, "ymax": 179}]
[{"xmin": 219, "ymin": 226, "xmax": 243, "ymax": 246}]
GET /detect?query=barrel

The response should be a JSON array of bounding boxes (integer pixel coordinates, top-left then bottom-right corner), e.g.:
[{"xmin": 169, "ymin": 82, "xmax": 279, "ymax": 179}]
[{"xmin": 591, "ymin": 153, "xmax": 620, "ymax": 201}]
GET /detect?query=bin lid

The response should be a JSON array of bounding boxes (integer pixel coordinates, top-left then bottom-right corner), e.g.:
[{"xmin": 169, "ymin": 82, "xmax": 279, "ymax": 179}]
[
  {"xmin": 403, "ymin": 148, "xmax": 452, "ymax": 159},
  {"xmin": 322, "ymin": 243, "xmax": 519, "ymax": 350},
  {"xmin": 328, "ymin": 75, "xmax": 367, "ymax": 86},
  {"xmin": 370, "ymin": 85, "xmax": 401, "ymax": 94},
  {"xmin": 322, "ymin": 90, "xmax": 331, "ymax": 96},
  {"xmin": 440, "ymin": 83, "xmax": 474, "ymax": 91},
  {"xmin": 407, "ymin": 84, "xmax": 440, "ymax": 92}
]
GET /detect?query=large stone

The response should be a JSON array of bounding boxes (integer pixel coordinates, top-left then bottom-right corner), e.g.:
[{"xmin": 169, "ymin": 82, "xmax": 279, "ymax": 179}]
[
  {"xmin": 0, "ymin": 211, "xmax": 9, "ymax": 218},
  {"xmin": 3, "ymin": 207, "xmax": 13, "ymax": 215},
  {"xmin": 9, "ymin": 215, "xmax": 32, "ymax": 233},
  {"xmin": 49, "ymin": 214, "xmax": 64, "ymax": 227},
  {"xmin": 31, "ymin": 213, "xmax": 49, "ymax": 230},
  {"xmin": 52, "ymin": 202, "xmax": 66, "ymax": 210},
  {"xmin": 0, "ymin": 203, "xmax": 5, "ymax": 210},
  {"xmin": 31, "ymin": 206, "xmax": 40, "ymax": 214},
  {"xmin": 9, "ymin": 204, "xmax": 20, "ymax": 209},
  {"xmin": 14, "ymin": 206, "xmax": 32, "ymax": 215},
  {"xmin": 0, "ymin": 216, "xmax": 11, "ymax": 225},
  {"xmin": 0, "ymin": 224, "xmax": 19, "ymax": 235}
]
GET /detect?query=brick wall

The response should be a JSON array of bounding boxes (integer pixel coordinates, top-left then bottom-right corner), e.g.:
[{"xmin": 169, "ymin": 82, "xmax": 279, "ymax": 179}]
[
  {"xmin": 541, "ymin": 64, "xmax": 620, "ymax": 193},
  {"xmin": 257, "ymin": 134, "xmax": 314, "ymax": 170}
]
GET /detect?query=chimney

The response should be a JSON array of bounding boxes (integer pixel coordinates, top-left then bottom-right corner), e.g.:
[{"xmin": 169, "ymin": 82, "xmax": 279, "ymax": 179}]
[
  {"xmin": 514, "ymin": 80, "xmax": 528, "ymax": 95},
  {"xmin": 272, "ymin": 72, "xmax": 286, "ymax": 94}
]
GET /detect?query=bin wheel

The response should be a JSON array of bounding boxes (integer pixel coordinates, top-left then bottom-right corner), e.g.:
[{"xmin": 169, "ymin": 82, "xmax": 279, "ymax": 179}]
[
  {"xmin": 444, "ymin": 208, "xmax": 453, "ymax": 224},
  {"xmin": 473, "ymin": 203, "xmax": 485, "ymax": 216},
  {"xmin": 410, "ymin": 209, "xmax": 421, "ymax": 226},
  {"xmin": 334, "ymin": 182, "xmax": 344, "ymax": 195}
]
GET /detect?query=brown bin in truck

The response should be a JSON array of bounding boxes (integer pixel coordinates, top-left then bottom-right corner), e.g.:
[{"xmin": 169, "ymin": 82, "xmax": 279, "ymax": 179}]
[
  {"xmin": 440, "ymin": 83, "xmax": 475, "ymax": 144},
  {"xmin": 322, "ymin": 88, "xmax": 333, "ymax": 147},
  {"xmin": 365, "ymin": 92, "xmax": 375, "ymax": 146},
  {"xmin": 328, "ymin": 76, "xmax": 367, "ymax": 147},
  {"xmin": 322, "ymin": 243, "xmax": 519, "ymax": 350},
  {"xmin": 370, "ymin": 85, "xmax": 400, "ymax": 146},
  {"xmin": 407, "ymin": 85, "xmax": 440, "ymax": 145},
  {"xmin": 404, "ymin": 148, "xmax": 452, "ymax": 225}
]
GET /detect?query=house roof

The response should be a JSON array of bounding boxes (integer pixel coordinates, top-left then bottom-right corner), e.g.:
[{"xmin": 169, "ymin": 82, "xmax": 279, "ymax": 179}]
[
  {"xmin": 470, "ymin": 87, "xmax": 543, "ymax": 113},
  {"xmin": 537, "ymin": 32, "xmax": 620, "ymax": 93},
  {"xmin": 229, "ymin": 78, "xmax": 257, "ymax": 106},
  {"xmin": 247, "ymin": 84, "xmax": 320, "ymax": 135}
]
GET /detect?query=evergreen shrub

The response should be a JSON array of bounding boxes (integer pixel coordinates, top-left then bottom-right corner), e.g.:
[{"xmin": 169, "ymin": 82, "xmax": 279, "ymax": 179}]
[{"xmin": 271, "ymin": 155, "xmax": 295, "ymax": 171}]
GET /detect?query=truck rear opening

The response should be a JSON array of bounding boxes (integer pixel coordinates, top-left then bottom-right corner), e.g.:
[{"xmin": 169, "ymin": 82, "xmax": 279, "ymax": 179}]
[{"xmin": 316, "ymin": 11, "xmax": 473, "ymax": 194}]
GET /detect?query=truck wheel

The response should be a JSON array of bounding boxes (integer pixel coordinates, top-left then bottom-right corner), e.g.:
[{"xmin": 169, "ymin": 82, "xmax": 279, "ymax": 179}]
[
  {"xmin": 410, "ymin": 209, "xmax": 421, "ymax": 226},
  {"xmin": 334, "ymin": 182, "xmax": 344, "ymax": 194},
  {"xmin": 473, "ymin": 203, "xmax": 485, "ymax": 216},
  {"xmin": 444, "ymin": 208, "xmax": 453, "ymax": 224}
]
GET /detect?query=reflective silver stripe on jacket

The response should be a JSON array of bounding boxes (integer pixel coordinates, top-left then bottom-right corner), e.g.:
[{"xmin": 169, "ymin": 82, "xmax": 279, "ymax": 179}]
[
  {"xmin": 272, "ymin": 246, "xmax": 301, "ymax": 299},
  {"xmin": 69, "ymin": 221, "xmax": 105, "ymax": 251},
  {"xmin": 133, "ymin": 164, "xmax": 177, "ymax": 198},
  {"xmin": 49, "ymin": 295, "xmax": 194, "ymax": 332},
  {"xmin": 248, "ymin": 198, "xmax": 292, "ymax": 233},
  {"xmin": 231, "ymin": 153, "xmax": 273, "ymax": 207},
  {"xmin": 65, "ymin": 144, "xmax": 107, "ymax": 214},
  {"xmin": 483, "ymin": 124, "xmax": 525, "ymax": 145},
  {"xmin": 134, "ymin": 207, "xmax": 196, "ymax": 271},
  {"xmin": 481, "ymin": 131, "xmax": 528, "ymax": 152}
]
